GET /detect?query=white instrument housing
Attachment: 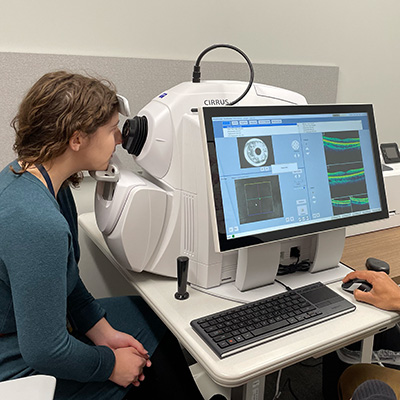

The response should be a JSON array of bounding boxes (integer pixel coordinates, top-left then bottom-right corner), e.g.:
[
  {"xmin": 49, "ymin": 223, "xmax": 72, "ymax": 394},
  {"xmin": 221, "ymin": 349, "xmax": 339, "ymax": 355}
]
[{"xmin": 94, "ymin": 80, "xmax": 307, "ymax": 288}]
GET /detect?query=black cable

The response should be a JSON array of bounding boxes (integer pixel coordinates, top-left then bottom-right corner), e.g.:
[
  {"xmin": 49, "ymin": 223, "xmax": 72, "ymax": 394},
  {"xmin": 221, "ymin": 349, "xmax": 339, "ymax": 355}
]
[
  {"xmin": 192, "ymin": 44, "xmax": 255, "ymax": 105},
  {"xmin": 280, "ymin": 378, "xmax": 300, "ymax": 400},
  {"xmin": 286, "ymin": 378, "xmax": 300, "ymax": 400},
  {"xmin": 277, "ymin": 259, "xmax": 311, "ymax": 276},
  {"xmin": 274, "ymin": 279, "xmax": 292, "ymax": 291}
]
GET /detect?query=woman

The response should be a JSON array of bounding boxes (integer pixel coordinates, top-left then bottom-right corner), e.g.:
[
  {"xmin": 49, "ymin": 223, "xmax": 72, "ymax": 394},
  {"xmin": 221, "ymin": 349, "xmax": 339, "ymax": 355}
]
[{"xmin": 0, "ymin": 71, "xmax": 207, "ymax": 399}]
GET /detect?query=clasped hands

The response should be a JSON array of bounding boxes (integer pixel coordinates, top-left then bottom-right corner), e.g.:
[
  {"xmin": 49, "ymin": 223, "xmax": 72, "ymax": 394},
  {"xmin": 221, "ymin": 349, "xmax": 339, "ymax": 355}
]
[{"xmin": 86, "ymin": 318, "xmax": 151, "ymax": 388}]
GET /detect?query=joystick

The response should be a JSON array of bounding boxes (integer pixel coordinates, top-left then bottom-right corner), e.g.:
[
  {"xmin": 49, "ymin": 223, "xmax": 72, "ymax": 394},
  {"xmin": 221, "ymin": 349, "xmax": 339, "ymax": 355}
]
[
  {"xmin": 175, "ymin": 256, "xmax": 189, "ymax": 300},
  {"xmin": 366, "ymin": 257, "xmax": 390, "ymax": 274}
]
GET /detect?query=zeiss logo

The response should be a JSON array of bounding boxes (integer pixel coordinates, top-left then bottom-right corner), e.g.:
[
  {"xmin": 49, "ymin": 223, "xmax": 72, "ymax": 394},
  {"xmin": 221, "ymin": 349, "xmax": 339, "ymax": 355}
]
[{"xmin": 204, "ymin": 99, "xmax": 229, "ymax": 106}]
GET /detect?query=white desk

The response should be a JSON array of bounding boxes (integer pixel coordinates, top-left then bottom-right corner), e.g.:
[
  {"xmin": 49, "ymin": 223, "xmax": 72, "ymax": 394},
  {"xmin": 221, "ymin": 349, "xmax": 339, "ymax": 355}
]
[{"xmin": 79, "ymin": 212, "xmax": 400, "ymax": 398}]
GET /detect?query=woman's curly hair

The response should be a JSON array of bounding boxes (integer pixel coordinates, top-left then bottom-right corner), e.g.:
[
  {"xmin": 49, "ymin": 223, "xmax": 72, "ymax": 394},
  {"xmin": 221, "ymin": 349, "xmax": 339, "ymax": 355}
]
[{"xmin": 11, "ymin": 71, "xmax": 119, "ymax": 186}]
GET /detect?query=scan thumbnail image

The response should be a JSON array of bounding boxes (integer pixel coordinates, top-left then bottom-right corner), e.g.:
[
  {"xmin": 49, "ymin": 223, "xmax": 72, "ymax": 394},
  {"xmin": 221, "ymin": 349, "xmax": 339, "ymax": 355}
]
[
  {"xmin": 323, "ymin": 131, "xmax": 362, "ymax": 165},
  {"xmin": 323, "ymin": 130, "xmax": 370, "ymax": 215},
  {"xmin": 331, "ymin": 195, "xmax": 370, "ymax": 216},
  {"xmin": 235, "ymin": 175, "xmax": 283, "ymax": 225},
  {"xmin": 237, "ymin": 136, "xmax": 275, "ymax": 168},
  {"xmin": 327, "ymin": 162, "xmax": 368, "ymax": 199},
  {"xmin": 327, "ymin": 162, "xmax": 370, "ymax": 215}
]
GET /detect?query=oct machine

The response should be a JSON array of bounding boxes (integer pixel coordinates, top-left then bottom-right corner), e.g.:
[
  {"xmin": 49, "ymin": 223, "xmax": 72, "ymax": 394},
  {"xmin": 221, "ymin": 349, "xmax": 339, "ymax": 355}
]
[
  {"xmin": 92, "ymin": 45, "xmax": 387, "ymax": 293},
  {"xmin": 93, "ymin": 80, "xmax": 305, "ymax": 289}
]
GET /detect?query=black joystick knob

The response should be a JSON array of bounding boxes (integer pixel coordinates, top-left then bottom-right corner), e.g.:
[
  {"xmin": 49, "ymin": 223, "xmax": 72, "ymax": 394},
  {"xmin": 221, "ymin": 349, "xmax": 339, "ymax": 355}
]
[
  {"xmin": 175, "ymin": 256, "xmax": 189, "ymax": 300},
  {"xmin": 365, "ymin": 257, "xmax": 390, "ymax": 274}
]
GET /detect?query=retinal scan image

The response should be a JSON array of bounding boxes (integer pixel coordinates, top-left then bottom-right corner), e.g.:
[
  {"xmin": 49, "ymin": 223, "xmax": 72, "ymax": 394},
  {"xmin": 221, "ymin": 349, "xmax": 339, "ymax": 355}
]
[
  {"xmin": 322, "ymin": 131, "xmax": 370, "ymax": 215},
  {"xmin": 237, "ymin": 136, "xmax": 275, "ymax": 168},
  {"xmin": 235, "ymin": 175, "xmax": 283, "ymax": 224}
]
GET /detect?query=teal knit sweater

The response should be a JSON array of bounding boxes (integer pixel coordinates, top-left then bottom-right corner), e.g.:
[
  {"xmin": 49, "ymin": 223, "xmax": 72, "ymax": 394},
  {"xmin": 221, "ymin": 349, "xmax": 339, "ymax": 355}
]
[{"xmin": 0, "ymin": 161, "xmax": 115, "ymax": 382}]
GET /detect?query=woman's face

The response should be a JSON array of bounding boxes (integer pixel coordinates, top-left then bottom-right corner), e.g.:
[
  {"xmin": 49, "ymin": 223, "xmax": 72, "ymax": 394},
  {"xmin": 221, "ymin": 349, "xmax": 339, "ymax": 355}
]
[{"xmin": 81, "ymin": 111, "xmax": 122, "ymax": 171}]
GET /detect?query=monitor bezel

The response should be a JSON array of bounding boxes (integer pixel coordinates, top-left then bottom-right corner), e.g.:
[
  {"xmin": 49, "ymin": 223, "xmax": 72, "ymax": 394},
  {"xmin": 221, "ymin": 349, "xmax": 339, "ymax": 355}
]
[{"xmin": 201, "ymin": 104, "xmax": 388, "ymax": 253}]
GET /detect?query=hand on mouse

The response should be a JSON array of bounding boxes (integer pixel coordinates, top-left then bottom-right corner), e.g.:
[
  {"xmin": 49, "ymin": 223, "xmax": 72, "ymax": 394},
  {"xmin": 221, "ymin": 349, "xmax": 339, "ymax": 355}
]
[{"xmin": 343, "ymin": 270, "xmax": 400, "ymax": 311}]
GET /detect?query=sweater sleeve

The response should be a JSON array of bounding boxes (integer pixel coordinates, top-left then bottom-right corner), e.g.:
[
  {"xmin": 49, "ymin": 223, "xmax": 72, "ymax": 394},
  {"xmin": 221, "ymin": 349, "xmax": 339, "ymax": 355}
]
[
  {"xmin": 3, "ymin": 204, "xmax": 115, "ymax": 382},
  {"xmin": 67, "ymin": 276, "xmax": 106, "ymax": 334},
  {"xmin": 58, "ymin": 185, "xmax": 108, "ymax": 334}
]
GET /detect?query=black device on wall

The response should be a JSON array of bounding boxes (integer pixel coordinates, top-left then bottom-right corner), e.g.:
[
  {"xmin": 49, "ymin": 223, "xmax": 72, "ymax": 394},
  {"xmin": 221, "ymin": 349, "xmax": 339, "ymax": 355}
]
[{"xmin": 380, "ymin": 143, "xmax": 400, "ymax": 164}]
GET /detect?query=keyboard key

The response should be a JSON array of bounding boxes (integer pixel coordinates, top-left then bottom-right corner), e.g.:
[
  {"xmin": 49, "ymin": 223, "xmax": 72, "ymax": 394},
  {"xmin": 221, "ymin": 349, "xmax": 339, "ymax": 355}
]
[
  {"xmin": 242, "ymin": 332, "xmax": 254, "ymax": 340},
  {"xmin": 252, "ymin": 319, "xmax": 289, "ymax": 337},
  {"xmin": 214, "ymin": 333, "xmax": 232, "ymax": 342},
  {"xmin": 209, "ymin": 329, "xmax": 224, "ymax": 337}
]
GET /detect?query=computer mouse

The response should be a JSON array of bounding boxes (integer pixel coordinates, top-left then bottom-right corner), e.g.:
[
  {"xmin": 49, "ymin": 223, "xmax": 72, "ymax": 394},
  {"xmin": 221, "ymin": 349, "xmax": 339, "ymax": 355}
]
[
  {"xmin": 341, "ymin": 279, "xmax": 373, "ymax": 294},
  {"xmin": 365, "ymin": 257, "xmax": 390, "ymax": 274}
]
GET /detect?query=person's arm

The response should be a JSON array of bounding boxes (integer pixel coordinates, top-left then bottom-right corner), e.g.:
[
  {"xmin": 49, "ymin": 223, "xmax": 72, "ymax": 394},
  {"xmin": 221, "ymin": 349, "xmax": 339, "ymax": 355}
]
[
  {"xmin": 59, "ymin": 185, "xmax": 150, "ymax": 387},
  {"xmin": 343, "ymin": 270, "xmax": 400, "ymax": 311},
  {"xmin": 66, "ymin": 276, "xmax": 108, "ymax": 334},
  {"xmin": 58, "ymin": 185, "xmax": 108, "ymax": 334},
  {"xmin": 4, "ymin": 206, "xmax": 115, "ymax": 382}
]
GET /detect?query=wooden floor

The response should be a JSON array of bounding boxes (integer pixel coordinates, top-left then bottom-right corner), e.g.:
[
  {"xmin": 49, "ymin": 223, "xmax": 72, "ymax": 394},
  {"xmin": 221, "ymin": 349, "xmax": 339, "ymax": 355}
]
[{"xmin": 341, "ymin": 226, "xmax": 400, "ymax": 282}]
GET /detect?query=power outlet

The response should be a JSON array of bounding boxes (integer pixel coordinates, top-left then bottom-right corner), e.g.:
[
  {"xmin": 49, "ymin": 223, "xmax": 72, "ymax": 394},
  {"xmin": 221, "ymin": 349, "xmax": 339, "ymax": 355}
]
[{"xmin": 290, "ymin": 246, "xmax": 301, "ymax": 258}]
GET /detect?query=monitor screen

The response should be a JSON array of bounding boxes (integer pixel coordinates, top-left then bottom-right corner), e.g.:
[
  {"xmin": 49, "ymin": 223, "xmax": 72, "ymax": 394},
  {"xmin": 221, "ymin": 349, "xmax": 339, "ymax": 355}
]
[{"xmin": 201, "ymin": 104, "xmax": 388, "ymax": 252}]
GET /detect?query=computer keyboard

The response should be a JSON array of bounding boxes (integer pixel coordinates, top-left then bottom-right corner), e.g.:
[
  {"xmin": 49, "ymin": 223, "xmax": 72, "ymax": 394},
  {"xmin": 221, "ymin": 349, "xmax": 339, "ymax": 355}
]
[{"xmin": 190, "ymin": 281, "xmax": 355, "ymax": 358}]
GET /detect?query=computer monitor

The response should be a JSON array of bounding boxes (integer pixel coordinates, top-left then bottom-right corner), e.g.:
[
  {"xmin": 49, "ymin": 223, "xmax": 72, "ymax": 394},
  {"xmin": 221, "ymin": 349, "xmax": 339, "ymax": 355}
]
[{"xmin": 201, "ymin": 104, "xmax": 388, "ymax": 291}]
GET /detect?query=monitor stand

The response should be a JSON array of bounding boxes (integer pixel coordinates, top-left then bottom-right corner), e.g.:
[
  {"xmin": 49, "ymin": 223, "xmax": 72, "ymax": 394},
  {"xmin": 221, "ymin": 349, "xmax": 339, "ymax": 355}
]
[
  {"xmin": 278, "ymin": 227, "xmax": 348, "ymax": 290},
  {"xmin": 235, "ymin": 241, "xmax": 281, "ymax": 292},
  {"xmin": 235, "ymin": 228, "xmax": 346, "ymax": 291},
  {"xmin": 308, "ymin": 228, "xmax": 346, "ymax": 273},
  {"xmin": 192, "ymin": 228, "xmax": 351, "ymax": 303}
]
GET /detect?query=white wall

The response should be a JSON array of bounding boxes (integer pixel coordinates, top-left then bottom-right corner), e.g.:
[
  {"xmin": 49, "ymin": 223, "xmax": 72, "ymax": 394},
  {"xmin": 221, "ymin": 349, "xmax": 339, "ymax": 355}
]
[{"xmin": 1, "ymin": 0, "xmax": 399, "ymax": 143}]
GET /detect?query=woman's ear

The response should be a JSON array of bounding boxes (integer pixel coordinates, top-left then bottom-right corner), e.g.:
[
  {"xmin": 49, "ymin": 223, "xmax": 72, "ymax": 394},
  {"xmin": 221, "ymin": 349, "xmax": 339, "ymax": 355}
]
[{"xmin": 69, "ymin": 131, "xmax": 86, "ymax": 152}]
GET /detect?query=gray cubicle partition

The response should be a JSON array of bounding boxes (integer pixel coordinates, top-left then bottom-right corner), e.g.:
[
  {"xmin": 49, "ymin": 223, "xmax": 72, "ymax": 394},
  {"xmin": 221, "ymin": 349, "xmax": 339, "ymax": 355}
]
[{"xmin": 0, "ymin": 52, "xmax": 338, "ymax": 169}]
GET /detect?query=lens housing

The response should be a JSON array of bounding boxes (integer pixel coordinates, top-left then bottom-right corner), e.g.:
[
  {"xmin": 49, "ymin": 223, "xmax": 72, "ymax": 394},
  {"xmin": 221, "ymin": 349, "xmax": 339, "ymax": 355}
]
[{"xmin": 122, "ymin": 116, "xmax": 148, "ymax": 156}]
